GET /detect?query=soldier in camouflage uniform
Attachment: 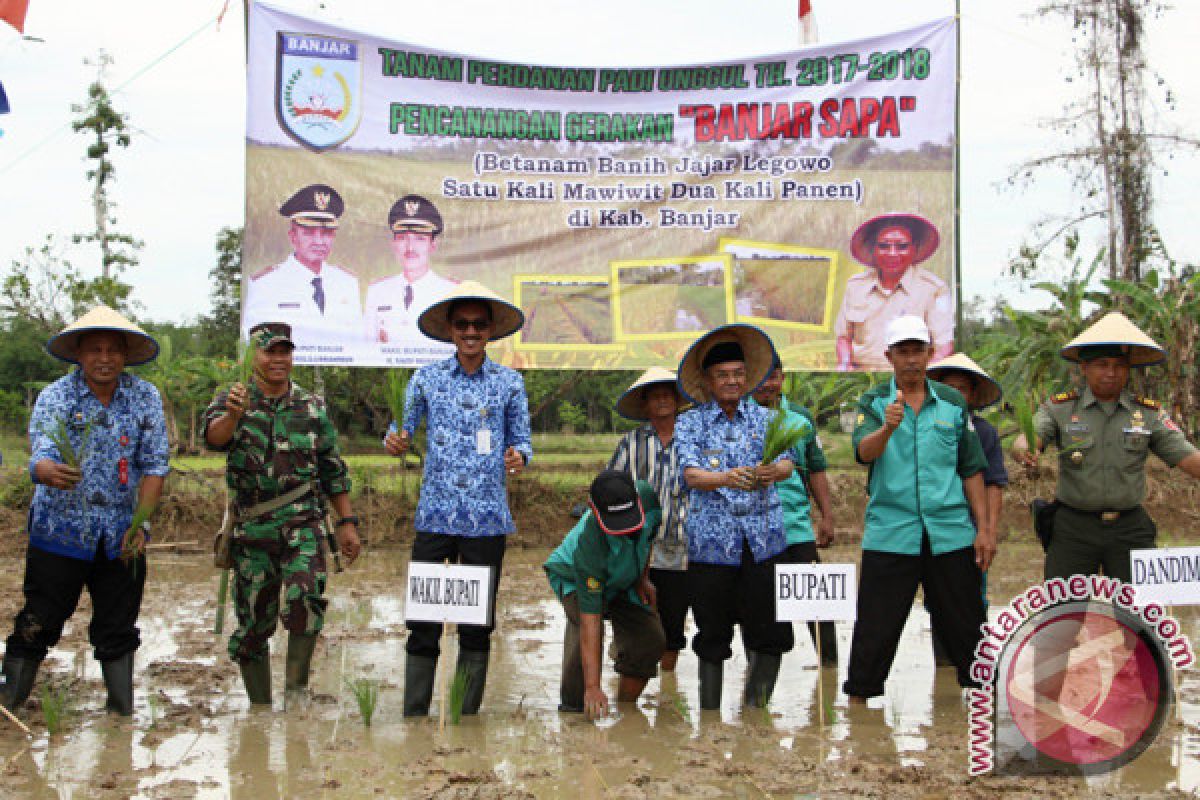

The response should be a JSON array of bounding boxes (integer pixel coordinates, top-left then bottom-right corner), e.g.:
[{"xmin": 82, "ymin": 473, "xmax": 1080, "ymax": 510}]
[
  {"xmin": 202, "ymin": 322, "xmax": 361, "ymax": 707},
  {"xmin": 1014, "ymin": 312, "xmax": 1200, "ymax": 582}
]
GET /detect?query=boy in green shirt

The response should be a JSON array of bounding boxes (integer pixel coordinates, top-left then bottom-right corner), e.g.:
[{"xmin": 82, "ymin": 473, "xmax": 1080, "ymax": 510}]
[{"xmin": 545, "ymin": 471, "xmax": 665, "ymax": 717}]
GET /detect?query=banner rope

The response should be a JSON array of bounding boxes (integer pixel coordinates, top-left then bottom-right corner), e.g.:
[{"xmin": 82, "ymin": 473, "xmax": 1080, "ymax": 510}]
[{"xmin": 0, "ymin": 8, "xmax": 226, "ymax": 176}]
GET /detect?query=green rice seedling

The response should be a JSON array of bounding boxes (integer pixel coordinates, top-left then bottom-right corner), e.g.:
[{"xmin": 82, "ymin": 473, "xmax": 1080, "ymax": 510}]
[
  {"xmin": 42, "ymin": 415, "xmax": 93, "ymax": 469},
  {"xmin": 146, "ymin": 687, "xmax": 161, "ymax": 729},
  {"xmin": 39, "ymin": 681, "xmax": 73, "ymax": 735},
  {"xmin": 237, "ymin": 339, "xmax": 257, "ymax": 387},
  {"xmin": 448, "ymin": 666, "xmax": 469, "ymax": 725},
  {"xmin": 1013, "ymin": 394, "xmax": 1038, "ymax": 453},
  {"xmin": 670, "ymin": 691, "xmax": 691, "ymax": 725},
  {"xmin": 761, "ymin": 409, "xmax": 810, "ymax": 466},
  {"xmin": 120, "ymin": 503, "xmax": 155, "ymax": 571},
  {"xmin": 213, "ymin": 569, "xmax": 230, "ymax": 635},
  {"xmin": 345, "ymin": 677, "xmax": 380, "ymax": 727}
]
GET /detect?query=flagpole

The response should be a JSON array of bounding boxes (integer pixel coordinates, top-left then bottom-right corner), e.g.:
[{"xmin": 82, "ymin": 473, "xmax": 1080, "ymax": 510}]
[{"xmin": 954, "ymin": 0, "xmax": 963, "ymax": 343}]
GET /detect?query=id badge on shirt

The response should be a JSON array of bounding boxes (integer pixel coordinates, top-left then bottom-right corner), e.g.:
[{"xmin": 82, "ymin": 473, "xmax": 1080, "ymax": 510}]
[{"xmin": 476, "ymin": 427, "xmax": 492, "ymax": 455}]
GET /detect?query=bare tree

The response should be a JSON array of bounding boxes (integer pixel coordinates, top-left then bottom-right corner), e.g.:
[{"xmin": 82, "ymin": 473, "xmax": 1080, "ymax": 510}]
[{"xmin": 1010, "ymin": 1, "xmax": 1198, "ymax": 284}]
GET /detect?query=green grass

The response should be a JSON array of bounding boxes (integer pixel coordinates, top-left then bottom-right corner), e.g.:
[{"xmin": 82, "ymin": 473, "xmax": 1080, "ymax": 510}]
[{"xmin": 345, "ymin": 677, "xmax": 381, "ymax": 727}]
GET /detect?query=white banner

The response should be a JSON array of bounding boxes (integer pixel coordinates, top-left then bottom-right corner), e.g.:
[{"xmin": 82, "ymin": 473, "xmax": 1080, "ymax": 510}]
[
  {"xmin": 245, "ymin": 2, "xmax": 956, "ymax": 370},
  {"xmin": 404, "ymin": 561, "xmax": 493, "ymax": 626},
  {"xmin": 1131, "ymin": 547, "xmax": 1200, "ymax": 607},
  {"xmin": 775, "ymin": 563, "xmax": 856, "ymax": 621}
]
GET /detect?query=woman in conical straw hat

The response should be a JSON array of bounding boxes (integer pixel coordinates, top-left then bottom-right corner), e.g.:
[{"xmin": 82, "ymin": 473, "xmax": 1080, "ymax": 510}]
[
  {"xmin": 672, "ymin": 324, "xmax": 796, "ymax": 711},
  {"xmin": 383, "ymin": 281, "xmax": 533, "ymax": 718},
  {"xmin": 3, "ymin": 306, "xmax": 169, "ymax": 718},
  {"xmin": 1013, "ymin": 311, "xmax": 1200, "ymax": 584},
  {"xmin": 609, "ymin": 367, "xmax": 691, "ymax": 672}
]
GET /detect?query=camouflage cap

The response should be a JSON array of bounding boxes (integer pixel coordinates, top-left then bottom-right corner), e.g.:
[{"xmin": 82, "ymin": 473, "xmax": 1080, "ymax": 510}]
[
  {"xmin": 388, "ymin": 194, "xmax": 443, "ymax": 235},
  {"xmin": 248, "ymin": 322, "xmax": 295, "ymax": 350},
  {"xmin": 279, "ymin": 184, "xmax": 344, "ymax": 228}
]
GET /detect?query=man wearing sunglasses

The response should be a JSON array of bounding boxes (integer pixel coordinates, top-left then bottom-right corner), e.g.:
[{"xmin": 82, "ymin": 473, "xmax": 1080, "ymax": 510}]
[{"xmin": 383, "ymin": 282, "xmax": 532, "ymax": 717}]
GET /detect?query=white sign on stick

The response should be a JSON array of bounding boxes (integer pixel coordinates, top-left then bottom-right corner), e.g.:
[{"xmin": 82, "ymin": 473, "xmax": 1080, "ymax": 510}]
[
  {"xmin": 1131, "ymin": 547, "xmax": 1200, "ymax": 607},
  {"xmin": 775, "ymin": 563, "xmax": 857, "ymax": 622},
  {"xmin": 404, "ymin": 562, "xmax": 493, "ymax": 626}
]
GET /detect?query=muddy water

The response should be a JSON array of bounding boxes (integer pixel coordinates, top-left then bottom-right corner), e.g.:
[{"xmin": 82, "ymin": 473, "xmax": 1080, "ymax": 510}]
[{"xmin": 3, "ymin": 544, "xmax": 1200, "ymax": 798}]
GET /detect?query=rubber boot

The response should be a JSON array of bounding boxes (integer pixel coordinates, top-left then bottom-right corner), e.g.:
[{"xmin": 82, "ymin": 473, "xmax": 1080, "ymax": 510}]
[
  {"xmin": 743, "ymin": 651, "xmax": 782, "ymax": 708},
  {"xmin": 698, "ymin": 659, "xmax": 723, "ymax": 711},
  {"xmin": 284, "ymin": 633, "xmax": 318, "ymax": 710},
  {"xmin": 456, "ymin": 649, "xmax": 489, "ymax": 716},
  {"xmin": 101, "ymin": 653, "xmax": 135, "ymax": 716},
  {"xmin": 239, "ymin": 656, "xmax": 273, "ymax": 708},
  {"xmin": 403, "ymin": 654, "xmax": 437, "ymax": 717},
  {"xmin": 1, "ymin": 655, "xmax": 40, "ymax": 711}
]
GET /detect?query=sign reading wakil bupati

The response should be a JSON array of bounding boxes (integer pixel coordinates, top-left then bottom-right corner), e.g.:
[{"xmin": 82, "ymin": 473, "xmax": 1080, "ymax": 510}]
[
  {"xmin": 405, "ymin": 562, "xmax": 493, "ymax": 626},
  {"xmin": 246, "ymin": 2, "xmax": 957, "ymax": 370},
  {"xmin": 775, "ymin": 563, "xmax": 856, "ymax": 621},
  {"xmin": 1131, "ymin": 547, "xmax": 1200, "ymax": 606}
]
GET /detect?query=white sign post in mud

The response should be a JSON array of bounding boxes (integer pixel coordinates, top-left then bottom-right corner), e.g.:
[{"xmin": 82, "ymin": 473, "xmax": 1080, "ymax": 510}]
[
  {"xmin": 405, "ymin": 561, "xmax": 494, "ymax": 728},
  {"xmin": 1131, "ymin": 547, "xmax": 1200, "ymax": 606},
  {"xmin": 775, "ymin": 563, "xmax": 856, "ymax": 729}
]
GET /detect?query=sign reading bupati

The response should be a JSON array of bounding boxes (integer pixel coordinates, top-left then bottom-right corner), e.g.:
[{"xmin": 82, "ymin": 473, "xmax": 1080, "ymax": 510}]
[
  {"xmin": 1131, "ymin": 547, "xmax": 1200, "ymax": 606},
  {"xmin": 405, "ymin": 562, "xmax": 493, "ymax": 626},
  {"xmin": 775, "ymin": 563, "xmax": 856, "ymax": 622},
  {"xmin": 247, "ymin": 3, "xmax": 957, "ymax": 369}
]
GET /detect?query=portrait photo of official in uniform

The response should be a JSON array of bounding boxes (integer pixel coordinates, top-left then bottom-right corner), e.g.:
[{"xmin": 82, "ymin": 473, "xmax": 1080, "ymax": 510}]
[
  {"xmin": 242, "ymin": 183, "xmax": 365, "ymax": 354},
  {"xmin": 364, "ymin": 194, "xmax": 458, "ymax": 358},
  {"xmin": 833, "ymin": 212, "xmax": 954, "ymax": 372}
]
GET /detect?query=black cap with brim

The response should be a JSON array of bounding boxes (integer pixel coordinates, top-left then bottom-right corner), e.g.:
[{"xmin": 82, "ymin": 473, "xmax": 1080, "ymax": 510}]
[{"xmin": 588, "ymin": 469, "xmax": 644, "ymax": 536}]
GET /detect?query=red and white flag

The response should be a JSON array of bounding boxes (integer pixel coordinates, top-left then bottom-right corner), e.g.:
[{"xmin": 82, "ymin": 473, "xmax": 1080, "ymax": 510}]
[
  {"xmin": 798, "ymin": 0, "xmax": 818, "ymax": 45},
  {"xmin": 0, "ymin": 0, "xmax": 29, "ymax": 34}
]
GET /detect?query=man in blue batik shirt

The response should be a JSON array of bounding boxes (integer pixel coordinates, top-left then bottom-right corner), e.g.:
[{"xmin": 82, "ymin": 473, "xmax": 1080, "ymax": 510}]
[
  {"xmin": 674, "ymin": 324, "xmax": 795, "ymax": 711},
  {"xmin": 384, "ymin": 282, "xmax": 532, "ymax": 717},
  {"xmin": 1, "ymin": 307, "xmax": 169, "ymax": 717}
]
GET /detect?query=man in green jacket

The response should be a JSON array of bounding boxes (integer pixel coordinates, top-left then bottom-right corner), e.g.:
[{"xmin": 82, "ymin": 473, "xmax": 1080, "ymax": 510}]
[
  {"xmin": 545, "ymin": 470, "xmax": 665, "ymax": 718},
  {"xmin": 751, "ymin": 355, "xmax": 838, "ymax": 666}
]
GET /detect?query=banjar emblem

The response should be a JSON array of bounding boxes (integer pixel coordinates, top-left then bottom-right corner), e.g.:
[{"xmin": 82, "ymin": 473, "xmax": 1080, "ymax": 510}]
[{"xmin": 276, "ymin": 32, "xmax": 362, "ymax": 152}]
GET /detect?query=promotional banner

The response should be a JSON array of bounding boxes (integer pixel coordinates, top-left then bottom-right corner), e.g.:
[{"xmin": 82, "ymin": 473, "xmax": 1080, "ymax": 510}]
[{"xmin": 245, "ymin": 2, "xmax": 957, "ymax": 369}]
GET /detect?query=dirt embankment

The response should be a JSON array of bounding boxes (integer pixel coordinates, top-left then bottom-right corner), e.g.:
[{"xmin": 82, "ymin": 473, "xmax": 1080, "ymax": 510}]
[{"xmin": 3, "ymin": 455, "xmax": 1198, "ymax": 560}]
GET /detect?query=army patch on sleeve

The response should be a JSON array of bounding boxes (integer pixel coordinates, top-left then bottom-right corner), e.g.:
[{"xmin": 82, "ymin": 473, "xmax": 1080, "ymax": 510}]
[{"xmin": 585, "ymin": 577, "xmax": 602, "ymax": 592}]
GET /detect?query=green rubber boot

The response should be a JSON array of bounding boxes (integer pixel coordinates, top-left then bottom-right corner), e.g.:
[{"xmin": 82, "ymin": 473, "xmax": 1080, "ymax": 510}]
[
  {"xmin": 101, "ymin": 653, "xmax": 135, "ymax": 716},
  {"xmin": 698, "ymin": 659, "xmax": 723, "ymax": 711},
  {"xmin": 743, "ymin": 651, "xmax": 782, "ymax": 708},
  {"xmin": 1, "ymin": 655, "xmax": 40, "ymax": 711},
  {"xmin": 239, "ymin": 655, "xmax": 273, "ymax": 708},
  {"xmin": 456, "ymin": 650, "xmax": 489, "ymax": 716},
  {"xmin": 403, "ymin": 654, "xmax": 437, "ymax": 717},
  {"xmin": 284, "ymin": 633, "xmax": 318, "ymax": 710}
]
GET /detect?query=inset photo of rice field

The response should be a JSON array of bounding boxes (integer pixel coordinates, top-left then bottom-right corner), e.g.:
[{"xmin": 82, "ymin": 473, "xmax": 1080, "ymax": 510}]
[
  {"xmin": 513, "ymin": 275, "xmax": 622, "ymax": 351},
  {"xmin": 720, "ymin": 238, "xmax": 840, "ymax": 333},
  {"xmin": 611, "ymin": 256, "xmax": 734, "ymax": 341}
]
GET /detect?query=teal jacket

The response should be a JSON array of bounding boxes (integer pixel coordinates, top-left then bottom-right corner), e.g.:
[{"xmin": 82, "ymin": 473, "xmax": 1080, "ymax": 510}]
[{"xmin": 852, "ymin": 378, "xmax": 986, "ymax": 555}]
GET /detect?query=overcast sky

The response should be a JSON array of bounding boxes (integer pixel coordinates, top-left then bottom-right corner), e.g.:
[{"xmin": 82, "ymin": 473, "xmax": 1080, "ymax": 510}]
[{"xmin": 0, "ymin": 0, "xmax": 1196, "ymax": 324}]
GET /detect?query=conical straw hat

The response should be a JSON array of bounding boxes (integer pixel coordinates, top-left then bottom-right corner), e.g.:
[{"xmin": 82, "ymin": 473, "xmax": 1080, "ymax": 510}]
[
  {"xmin": 927, "ymin": 352, "xmax": 1002, "ymax": 410},
  {"xmin": 1060, "ymin": 311, "xmax": 1164, "ymax": 367},
  {"xmin": 417, "ymin": 281, "xmax": 525, "ymax": 343},
  {"xmin": 849, "ymin": 212, "xmax": 940, "ymax": 267},
  {"xmin": 676, "ymin": 324, "xmax": 777, "ymax": 405},
  {"xmin": 45, "ymin": 305, "xmax": 159, "ymax": 366},
  {"xmin": 615, "ymin": 367, "xmax": 684, "ymax": 421}
]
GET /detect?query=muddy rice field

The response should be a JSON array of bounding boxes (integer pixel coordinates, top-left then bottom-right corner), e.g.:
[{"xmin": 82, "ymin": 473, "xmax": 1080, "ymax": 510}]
[{"xmin": 3, "ymin": 463, "xmax": 1200, "ymax": 797}]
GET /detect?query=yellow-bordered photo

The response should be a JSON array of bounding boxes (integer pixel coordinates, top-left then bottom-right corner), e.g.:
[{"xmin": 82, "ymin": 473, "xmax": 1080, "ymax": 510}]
[
  {"xmin": 512, "ymin": 274, "xmax": 624, "ymax": 352},
  {"xmin": 611, "ymin": 255, "xmax": 734, "ymax": 342},
  {"xmin": 719, "ymin": 237, "xmax": 840, "ymax": 333}
]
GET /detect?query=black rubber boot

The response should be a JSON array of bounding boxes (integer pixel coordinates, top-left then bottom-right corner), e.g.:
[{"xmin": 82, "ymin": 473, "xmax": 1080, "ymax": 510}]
[
  {"xmin": 101, "ymin": 653, "xmax": 135, "ymax": 716},
  {"xmin": 743, "ymin": 651, "xmax": 782, "ymax": 708},
  {"xmin": 456, "ymin": 650, "xmax": 489, "ymax": 716},
  {"xmin": 403, "ymin": 654, "xmax": 437, "ymax": 717},
  {"xmin": 239, "ymin": 656, "xmax": 273, "ymax": 707},
  {"xmin": 1, "ymin": 655, "xmax": 40, "ymax": 711},
  {"xmin": 698, "ymin": 659, "xmax": 723, "ymax": 711},
  {"xmin": 284, "ymin": 633, "xmax": 318, "ymax": 710}
]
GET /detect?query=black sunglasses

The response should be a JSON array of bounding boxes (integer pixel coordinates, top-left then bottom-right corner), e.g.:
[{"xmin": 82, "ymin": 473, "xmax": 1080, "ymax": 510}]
[{"xmin": 451, "ymin": 317, "xmax": 491, "ymax": 332}]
